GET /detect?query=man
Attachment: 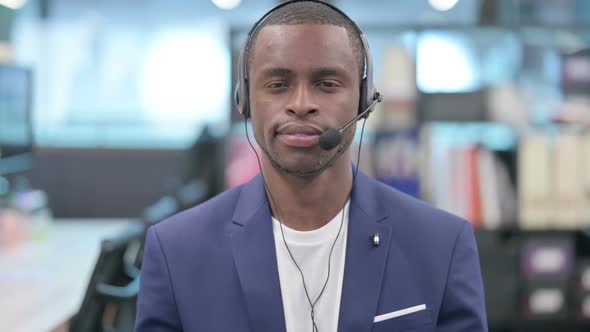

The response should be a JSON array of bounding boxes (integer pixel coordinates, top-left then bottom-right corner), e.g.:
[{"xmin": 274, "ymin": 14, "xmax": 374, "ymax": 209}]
[{"xmin": 135, "ymin": 1, "xmax": 487, "ymax": 331}]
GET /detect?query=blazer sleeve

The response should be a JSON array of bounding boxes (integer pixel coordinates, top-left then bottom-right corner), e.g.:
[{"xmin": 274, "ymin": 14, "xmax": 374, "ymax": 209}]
[
  {"xmin": 135, "ymin": 227, "xmax": 183, "ymax": 331},
  {"xmin": 437, "ymin": 221, "xmax": 488, "ymax": 332}
]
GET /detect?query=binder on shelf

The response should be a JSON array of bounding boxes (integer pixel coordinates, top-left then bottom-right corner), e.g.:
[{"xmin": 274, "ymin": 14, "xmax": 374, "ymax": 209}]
[
  {"xmin": 478, "ymin": 149, "xmax": 502, "ymax": 228},
  {"xmin": 519, "ymin": 134, "xmax": 552, "ymax": 229},
  {"xmin": 553, "ymin": 133, "xmax": 586, "ymax": 228},
  {"xmin": 582, "ymin": 131, "xmax": 590, "ymax": 226},
  {"xmin": 420, "ymin": 122, "xmax": 517, "ymax": 229}
]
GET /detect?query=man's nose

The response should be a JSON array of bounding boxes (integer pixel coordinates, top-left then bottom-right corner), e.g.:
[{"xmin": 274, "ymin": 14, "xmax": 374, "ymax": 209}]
[{"xmin": 285, "ymin": 83, "xmax": 319, "ymax": 117}]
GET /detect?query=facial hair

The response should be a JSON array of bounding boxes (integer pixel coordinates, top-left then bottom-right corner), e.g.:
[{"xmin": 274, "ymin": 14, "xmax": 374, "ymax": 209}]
[{"xmin": 259, "ymin": 128, "xmax": 354, "ymax": 178}]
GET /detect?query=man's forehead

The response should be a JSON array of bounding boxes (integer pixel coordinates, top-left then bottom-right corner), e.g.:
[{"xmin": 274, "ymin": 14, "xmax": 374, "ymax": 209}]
[
  {"xmin": 247, "ymin": 23, "xmax": 360, "ymax": 79},
  {"xmin": 250, "ymin": 24, "xmax": 354, "ymax": 62},
  {"xmin": 254, "ymin": 23, "xmax": 349, "ymax": 44}
]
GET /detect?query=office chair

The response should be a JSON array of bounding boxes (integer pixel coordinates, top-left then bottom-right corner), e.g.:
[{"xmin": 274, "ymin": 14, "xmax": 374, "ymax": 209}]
[
  {"xmin": 174, "ymin": 179, "xmax": 207, "ymax": 212},
  {"xmin": 132, "ymin": 179, "xmax": 207, "ymax": 272},
  {"xmin": 69, "ymin": 222, "xmax": 144, "ymax": 332},
  {"xmin": 130, "ymin": 194, "xmax": 180, "ymax": 271}
]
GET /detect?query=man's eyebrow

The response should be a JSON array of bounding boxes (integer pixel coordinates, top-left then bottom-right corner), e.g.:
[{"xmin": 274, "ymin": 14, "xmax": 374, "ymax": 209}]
[
  {"xmin": 311, "ymin": 67, "xmax": 348, "ymax": 78},
  {"xmin": 259, "ymin": 67, "xmax": 294, "ymax": 78}
]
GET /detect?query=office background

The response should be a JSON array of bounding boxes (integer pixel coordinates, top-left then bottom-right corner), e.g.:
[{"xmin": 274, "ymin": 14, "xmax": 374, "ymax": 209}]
[{"xmin": 1, "ymin": 0, "xmax": 590, "ymax": 331}]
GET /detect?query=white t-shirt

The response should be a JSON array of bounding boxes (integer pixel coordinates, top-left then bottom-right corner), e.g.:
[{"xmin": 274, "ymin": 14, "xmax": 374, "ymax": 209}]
[{"xmin": 272, "ymin": 201, "xmax": 350, "ymax": 332}]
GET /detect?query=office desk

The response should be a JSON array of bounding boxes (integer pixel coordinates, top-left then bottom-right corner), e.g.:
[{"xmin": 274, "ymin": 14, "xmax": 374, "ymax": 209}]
[{"xmin": 0, "ymin": 219, "xmax": 136, "ymax": 332}]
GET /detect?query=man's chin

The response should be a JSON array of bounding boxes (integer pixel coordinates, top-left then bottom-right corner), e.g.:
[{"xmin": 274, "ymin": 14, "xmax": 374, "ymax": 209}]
[
  {"xmin": 269, "ymin": 159, "xmax": 326, "ymax": 178},
  {"xmin": 279, "ymin": 157, "xmax": 345, "ymax": 178},
  {"xmin": 262, "ymin": 146, "xmax": 339, "ymax": 177}
]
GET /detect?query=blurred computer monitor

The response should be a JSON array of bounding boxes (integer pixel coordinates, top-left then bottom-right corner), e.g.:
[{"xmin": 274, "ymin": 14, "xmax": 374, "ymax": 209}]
[{"xmin": 0, "ymin": 64, "xmax": 33, "ymax": 175}]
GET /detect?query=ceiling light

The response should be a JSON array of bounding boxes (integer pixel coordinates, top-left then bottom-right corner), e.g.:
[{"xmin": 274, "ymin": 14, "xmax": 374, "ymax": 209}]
[
  {"xmin": 211, "ymin": 0, "xmax": 242, "ymax": 10},
  {"xmin": 0, "ymin": 0, "xmax": 27, "ymax": 10},
  {"xmin": 428, "ymin": 0, "xmax": 459, "ymax": 12}
]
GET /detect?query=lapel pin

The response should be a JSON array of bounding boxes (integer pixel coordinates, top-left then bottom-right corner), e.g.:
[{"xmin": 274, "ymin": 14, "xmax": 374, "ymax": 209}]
[{"xmin": 372, "ymin": 233, "xmax": 380, "ymax": 247}]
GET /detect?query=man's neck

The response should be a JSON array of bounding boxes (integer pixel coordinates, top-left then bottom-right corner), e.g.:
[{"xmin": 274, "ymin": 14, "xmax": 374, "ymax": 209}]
[{"xmin": 261, "ymin": 156, "xmax": 353, "ymax": 231}]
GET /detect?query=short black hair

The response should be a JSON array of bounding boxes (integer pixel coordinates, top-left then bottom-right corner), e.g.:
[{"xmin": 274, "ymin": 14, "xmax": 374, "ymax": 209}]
[{"xmin": 246, "ymin": 1, "xmax": 365, "ymax": 78}]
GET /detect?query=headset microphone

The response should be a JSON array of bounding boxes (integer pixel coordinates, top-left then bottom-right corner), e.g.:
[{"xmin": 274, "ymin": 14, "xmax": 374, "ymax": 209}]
[{"xmin": 318, "ymin": 92, "xmax": 382, "ymax": 151}]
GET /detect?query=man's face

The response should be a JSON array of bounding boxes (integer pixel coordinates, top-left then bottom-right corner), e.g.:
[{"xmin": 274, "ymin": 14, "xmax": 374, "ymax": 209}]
[{"xmin": 248, "ymin": 24, "xmax": 360, "ymax": 177}]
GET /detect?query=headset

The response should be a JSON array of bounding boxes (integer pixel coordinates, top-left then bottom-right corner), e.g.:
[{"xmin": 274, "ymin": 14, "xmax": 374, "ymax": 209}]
[{"xmin": 234, "ymin": 0, "xmax": 380, "ymax": 120}]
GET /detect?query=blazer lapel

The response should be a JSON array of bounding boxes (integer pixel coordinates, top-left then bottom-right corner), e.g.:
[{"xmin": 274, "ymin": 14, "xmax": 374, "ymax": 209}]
[
  {"xmin": 229, "ymin": 175, "xmax": 286, "ymax": 332},
  {"xmin": 338, "ymin": 172, "xmax": 392, "ymax": 332}
]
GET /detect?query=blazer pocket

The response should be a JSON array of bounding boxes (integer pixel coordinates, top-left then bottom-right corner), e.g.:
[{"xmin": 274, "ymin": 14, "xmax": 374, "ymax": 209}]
[{"xmin": 372, "ymin": 307, "xmax": 433, "ymax": 332}]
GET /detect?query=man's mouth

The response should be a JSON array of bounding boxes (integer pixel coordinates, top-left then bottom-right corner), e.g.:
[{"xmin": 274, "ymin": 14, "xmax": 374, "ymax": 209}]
[
  {"xmin": 276, "ymin": 124, "xmax": 323, "ymax": 147},
  {"xmin": 290, "ymin": 133, "xmax": 316, "ymax": 136}
]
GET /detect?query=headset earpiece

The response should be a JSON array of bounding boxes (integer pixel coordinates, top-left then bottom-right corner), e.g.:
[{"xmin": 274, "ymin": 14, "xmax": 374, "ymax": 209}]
[
  {"xmin": 235, "ymin": 82, "xmax": 251, "ymax": 119},
  {"xmin": 359, "ymin": 78, "xmax": 368, "ymax": 117},
  {"xmin": 233, "ymin": 84, "xmax": 241, "ymax": 114}
]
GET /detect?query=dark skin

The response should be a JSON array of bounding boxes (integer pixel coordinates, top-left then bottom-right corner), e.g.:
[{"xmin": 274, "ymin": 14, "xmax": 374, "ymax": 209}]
[{"xmin": 248, "ymin": 24, "xmax": 360, "ymax": 231}]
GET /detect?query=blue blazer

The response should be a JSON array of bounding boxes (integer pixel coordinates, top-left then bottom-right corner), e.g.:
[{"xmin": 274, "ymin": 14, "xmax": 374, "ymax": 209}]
[{"xmin": 136, "ymin": 171, "xmax": 487, "ymax": 331}]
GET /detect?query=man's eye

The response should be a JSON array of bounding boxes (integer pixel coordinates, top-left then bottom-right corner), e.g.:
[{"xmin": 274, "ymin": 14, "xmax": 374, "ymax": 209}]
[
  {"xmin": 267, "ymin": 82, "xmax": 288, "ymax": 89},
  {"xmin": 318, "ymin": 81, "xmax": 339, "ymax": 88}
]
